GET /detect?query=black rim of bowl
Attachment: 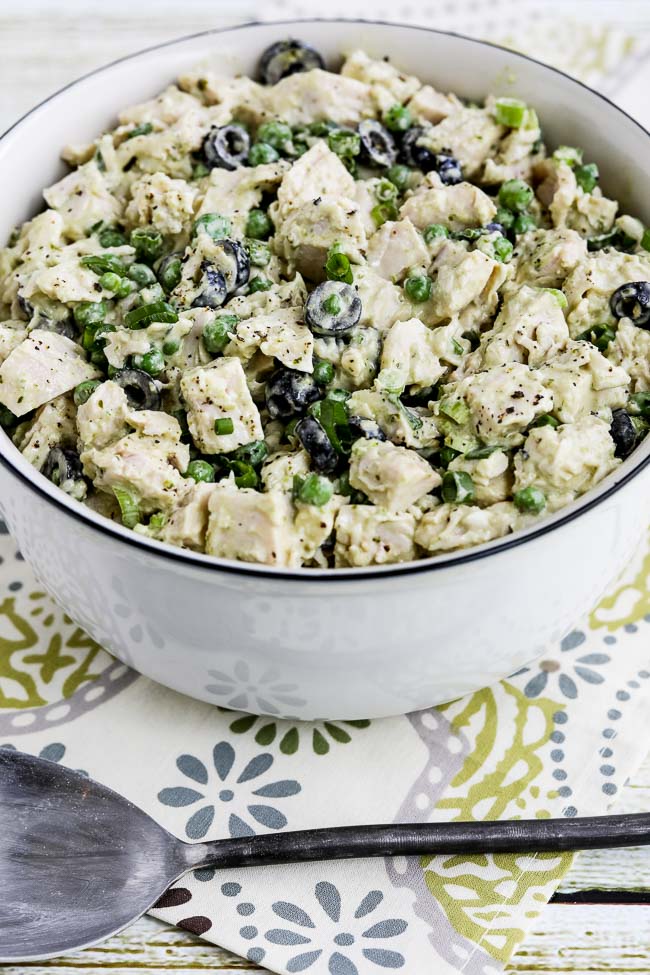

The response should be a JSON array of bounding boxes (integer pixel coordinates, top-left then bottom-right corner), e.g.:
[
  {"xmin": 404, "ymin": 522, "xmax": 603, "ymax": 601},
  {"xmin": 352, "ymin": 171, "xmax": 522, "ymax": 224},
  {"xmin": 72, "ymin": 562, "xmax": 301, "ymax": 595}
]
[{"xmin": 1, "ymin": 17, "xmax": 649, "ymax": 583}]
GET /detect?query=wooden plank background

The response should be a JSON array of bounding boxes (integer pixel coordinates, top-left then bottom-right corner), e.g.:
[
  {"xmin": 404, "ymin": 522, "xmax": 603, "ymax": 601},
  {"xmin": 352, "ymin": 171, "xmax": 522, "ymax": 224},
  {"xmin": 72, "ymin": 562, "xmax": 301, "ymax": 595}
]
[{"xmin": 1, "ymin": 1, "xmax": 650, "ymax": 970}]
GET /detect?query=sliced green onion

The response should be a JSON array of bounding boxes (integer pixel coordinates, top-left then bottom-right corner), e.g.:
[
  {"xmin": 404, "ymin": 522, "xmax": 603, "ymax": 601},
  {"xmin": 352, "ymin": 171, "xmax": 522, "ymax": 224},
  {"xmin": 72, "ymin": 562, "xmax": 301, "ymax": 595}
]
[
  {"xmin": 81, "ymin": 254, "xmax": 127, "ymax": 276},
  {"xmin": 129, "ymin": 228, "xmax": 164, "ymax": 263},
  {"xmin": 576, "ymin": 323, "xmax": 616, "ymax": 351},
  {"xmin": 124, "ymin": 300, "xmax": 178, "ymax": 329},
  {"xmin": 553, "ymin": 145, "xmax": 583, "ymax": 167},
  {"xmin": 531, "ymin": 413, "xmax": 559, "ymax": 429},
  {"xmin": 494, "ymin": 97, "xmax": 528, "ymax": 128},
  {"xmin": 73, "ymin": 379, "xmax": 101, "ymax": 407},
  {"xmin": 371, "ymin": 202, "xmax": 398, "ymax": 227},
  {"xmin": 439, "ymin": 397, "xmax": 470, "ymax": 425},
  {"xmin": 575, "ymin": 162, "xmax": 599, "ymax": 193},
  {"xmin": 325, "ymin": 247, "xmax": 353, "ymax": 284},
  {"xmin": 464, "ymin": 444, "xmax": 502, "ymax": 460},
  {"xmin": 441, "ymin": 470, "xmax": 475, "ymax": 503},
  {"xmin": 641, "ymin": 228, "xmax": 650, "ymax": 252},
  {"xmin": 327, "ymin": 128, "xmax": 361, "ymax": 159},
  {"xmin": 544, "ymin": 288, "xmax": 568, "ymax": 309},
  {"xmin": 113, "ymin": 486, "xmax": 140, "ymax": 528},
  {"xmin": 126, "ymin": 122, "xmax": 153, "ymax": 139},
  {"xmin": 214, "ymin": 417, "xmax": 235, "ymax": 435}
]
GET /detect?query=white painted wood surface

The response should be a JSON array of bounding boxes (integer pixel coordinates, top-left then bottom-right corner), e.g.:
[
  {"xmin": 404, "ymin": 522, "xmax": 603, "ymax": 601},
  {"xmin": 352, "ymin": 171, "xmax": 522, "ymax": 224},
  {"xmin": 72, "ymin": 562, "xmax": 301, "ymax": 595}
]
[{"xmin": 1, "ymin": 2, "xmax": 650, "ymax": 970}]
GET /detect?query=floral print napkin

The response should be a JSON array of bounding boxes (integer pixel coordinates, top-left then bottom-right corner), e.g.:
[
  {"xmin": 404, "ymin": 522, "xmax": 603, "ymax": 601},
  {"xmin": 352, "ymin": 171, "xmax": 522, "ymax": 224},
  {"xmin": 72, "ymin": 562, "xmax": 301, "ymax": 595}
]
[
  {"xmin": 1, "ymin": 513, "xmax": 650, "ymax": 973},
  {"xmin": 3, "ymin": 3, "xmax": 650, "ymax": 971}
]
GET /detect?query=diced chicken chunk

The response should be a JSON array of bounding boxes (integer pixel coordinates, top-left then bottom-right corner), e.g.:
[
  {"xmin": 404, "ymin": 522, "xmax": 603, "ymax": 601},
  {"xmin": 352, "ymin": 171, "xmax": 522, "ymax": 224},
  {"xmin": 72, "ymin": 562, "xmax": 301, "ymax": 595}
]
[
  {"xmin": 448, "ymin": 449, "xmax": 512, "ymax": 506},
  {"xmin": 415, "ymin": 501, "xmax": 516, "ymax": 553},
  {"xmin": 0, "ymin": 330, "xmax": 99, "ymax": 416},
  {"xmin": 349, "ymin": 437, "xmax": 439, "ymax": 511},
  {"xmin": 274, "ymin": 196, "xmax": 367, "ymax": 282},
  {"xmin": 197, "ymin": 161, "xmax": 289, "ymax": 236},
  {"xmin": 607, "ymin": 319, "xmax": 650, "ymax": 392},
  {"xmin": 334, "ymin": 505, "xmax": 417, "ymax": 567},
  {"xmin": 43, "ymin": 162, "xmax": 121, "ymax": 240},
  {"xmin": 18, "ymin": 395, "xmax": 77, "ymax": 469},
  {"xmin": 125, "ymin": 173, "xmax": 197, "ymax": 236},
  {"xmin": 161, "ymin": 482, "xmax": 217, "ymax": 551},
  {"xmin": 352, "ymin": 266, "xmax": 409, "ymax": 335},
  {"xmin": 227, "ymin": 307, "xmax": 313, "ymax": 372},
  {"xmin": 514, "ymin": 228, "xmax": 587, "ymax": 289},
  {"xmin": 418, "ymin": 109, "xmax": 503, "ymax": 178},
  {"xmin": 427, "ymin": 242, "xmax": 502, "ymax": 322},
  {"xmin": 341, "ymin": 50, "xmax": 421, "ymax": 113},
  {"xmin": 380, "ymin": 317, "xmax": 446, "ymax": 389},
  {"xmin": 513, "ymin": 414, "xmax": 619, "ymax": 510},
  {"xmin": 470, "ymin": 284, "xmax": 569, "ymax": 370},
  {"xmin": 564, "ymin": 250, "xmax": 650, "ymax": 335},
  {"xmin": 206, "ymin": 483, "xmax": 299, "ymax": 566},
  {"xmin": 263, "ymin": 69, "xmax": 373, "ymax": 127},
  {"xmin": 539, "ymin": 341, "xmax": 629, "ymax": 422},
  {"xmin": 76, "ymin": 380, "xmax": 131, "ymax": 449},
  {"xmin": 180, "ymin": 357, "xmax": 263, "ymax": 454},
  {"xmin": 450, "ymin": 361, "xmax": 553, "ymax": 447},
  {"xmin": 407, "ymin": 85, "xmax": 462, "ymax": 124},
  {"xmin": 367, "ymin": 218, "xmax": 428, "ymax": 281},
  {"xmin": 261, "ymin": 449, "xmax": 311, "ymax": 493},
  {"xmin": 400, "ymin": 181, "xmax": 496, "ymax": 231},
  {"xmin": 275, "ymin": 142, "xmax": 356, "ymax": 215}
]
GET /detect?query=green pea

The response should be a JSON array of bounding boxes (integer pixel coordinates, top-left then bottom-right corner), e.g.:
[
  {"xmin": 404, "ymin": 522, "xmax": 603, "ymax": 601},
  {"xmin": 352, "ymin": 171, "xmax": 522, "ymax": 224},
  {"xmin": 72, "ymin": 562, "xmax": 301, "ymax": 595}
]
[
  {"xmin": 423, "ymin": 224, "xmax": 449, "ymax": 244},
  {"xmin": 98, "ymin": 227, "xmax": 127, "ymax": 248},
  {"xmin": 322, "ymin": 293, "xmax": 341, "ymax": 316},
  {"xmin": 575, "ymin": 162, "xmax": 599, "ymax": 193},
  {"xmin": 99, "ymin": 271, "xmax": 123, "ymax": 293},
  {"xmin": 232, "ymin": 440, "xmax": 268, "ymax": 467},
  {"xmin": 127, "ymin": 262, "xmax": 157, "ymax": 287},
  {"xmin": 248, "ymin": 142, "xmax": 279, "ymax": 166},
  {"xmin": 386, "ymin": 164, "xmax": 411, "ymax": 192},
  {"xmin": 513, "ymin": 212, "xmax": 537, "ymax": 234},
  {"xmin": 641, "ymin": 228, "xmax": 650, "ymax": 253},
  {"xmin": 325, "ymin": 247, "xmax": 353, "ymax": 284},
  {"xmin": 203, "ymin": 315, "xmax": 238, "ymax": 354},
  {"xmin": 249, "ymin": 276, "xmax": 272, "ymax": 293},
  {"xmin": 185, "ymin": 459, "xmax": 216, "ymax": 483},
  {"xmin": 158, "ymin": 256, "xmax": 183, "ymax": 293},
  {"xmin": 192, "ymin": 212, "xmax": 231, "ymax": 240},
  {"xmin": 495, "ymin": 207, "xmax": 515, "ymax": 230},
  {"xmin": 214, "ymin": 417, "xmax": 235, "ymax": 436},
  {"xmin": 129, "ymin": 227, "xmax": 164, "ymax": 263},
  {"xmin": 73, "ymin": 379, "xmax": 101, "ymax": 407},
  {"xmin": 514, "ymin": 486, "xmax": 547, "ymax": 513},
  {"xmin": 245, "ymin": 208, "xmax": 273, "ymax": 240},
  {"xmin": 441, "ymin": 470, "xmax": 475, "ymax": 503},
  {"xmin": 162, "ymin": 337, "xmax": 180, "ymax": 356},
  {"xmin": 74, "ymin": 300, "xmax": 107, "ymax": 328},
  {"xmin": 327, "ymin": 128, "xmax": 361, "ymax": 159},
  {"xmin": 256, "ymin": 119, "xmax": 292, "ymax": 150},
  {"xmin": 493, "ymin": 236, "xmax": 513, "ymax": 263},
  {"xmin": 313, "ymin": 359, "xmax": 334, "ymax": 386},
  {"xmin": 498, "ymin": 179, "xmax": 534, "ymax": 213},
  {"xmin": 294, "ymin": 473, "xmax": 333, "ymax": 507},
  {"xmin": 577, "ymin": 323, "xmax": 616, "ymax": 351},
  {"xmin": 404, "ymin": 274, "xmax": 432, "ymax": 303},
  {"xmin": 246, "ymin": 239, "xmax": 271, "ymax": 267},
  {"xmin": 383, "ymin": 103, "xmax": 412, "ymax": 132},
  {"xmin": 133, "ymin": 347, "xmax": 165, "ymax": 376}
]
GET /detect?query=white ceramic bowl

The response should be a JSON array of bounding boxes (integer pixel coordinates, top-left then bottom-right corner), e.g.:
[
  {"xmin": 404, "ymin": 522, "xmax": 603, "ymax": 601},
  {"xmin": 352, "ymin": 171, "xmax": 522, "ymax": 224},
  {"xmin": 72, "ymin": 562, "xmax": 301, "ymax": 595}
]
[{"xmin": 1, "ymin": 19, "xmax": 649, "ymax": 720}]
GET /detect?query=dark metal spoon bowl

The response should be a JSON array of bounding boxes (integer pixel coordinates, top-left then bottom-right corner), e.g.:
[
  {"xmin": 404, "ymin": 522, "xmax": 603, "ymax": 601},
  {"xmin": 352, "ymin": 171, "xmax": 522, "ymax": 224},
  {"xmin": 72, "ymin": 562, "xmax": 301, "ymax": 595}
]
[{"xmin": 2, "ymin": 748, "xmax": 650, "ymax": 962}]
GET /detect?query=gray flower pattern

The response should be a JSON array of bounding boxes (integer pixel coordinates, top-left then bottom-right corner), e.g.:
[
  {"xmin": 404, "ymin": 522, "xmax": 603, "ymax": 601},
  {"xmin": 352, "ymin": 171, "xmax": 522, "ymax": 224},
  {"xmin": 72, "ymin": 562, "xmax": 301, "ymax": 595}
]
[
  {"xmin": 264, "ymin": 881, "xmax": 408, "ymax": 972},
  {"xmin": 157, "ymin": 742, "xmax": 301, "ymax": 839},
  {"xmin": 205, "ymin": 660, "xmax": 305, "ymax": 716},
  {"xmin": 518, "ymin": 629, "xmax": 611, "ymax": 699}
]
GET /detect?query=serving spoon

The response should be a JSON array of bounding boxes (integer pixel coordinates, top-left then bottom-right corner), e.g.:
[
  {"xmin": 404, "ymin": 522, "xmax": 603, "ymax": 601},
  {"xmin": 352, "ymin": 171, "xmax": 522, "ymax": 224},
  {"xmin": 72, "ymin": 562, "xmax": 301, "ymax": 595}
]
[{"xmin": 2, "ymin": 748, "xmax": 650, "ymax": 961}]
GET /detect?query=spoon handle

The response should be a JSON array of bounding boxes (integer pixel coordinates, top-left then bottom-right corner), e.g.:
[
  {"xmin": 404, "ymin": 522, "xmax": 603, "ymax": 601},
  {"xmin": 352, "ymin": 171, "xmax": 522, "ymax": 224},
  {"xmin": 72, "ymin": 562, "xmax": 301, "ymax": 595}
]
[{"xmin": 195, "ymin": 813, "xmax": 650, "ymax": 870}]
